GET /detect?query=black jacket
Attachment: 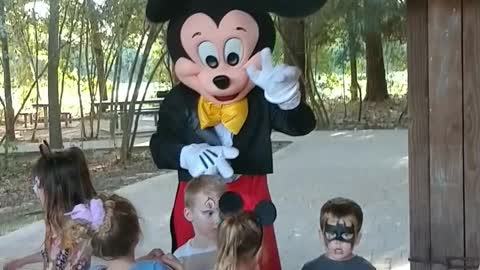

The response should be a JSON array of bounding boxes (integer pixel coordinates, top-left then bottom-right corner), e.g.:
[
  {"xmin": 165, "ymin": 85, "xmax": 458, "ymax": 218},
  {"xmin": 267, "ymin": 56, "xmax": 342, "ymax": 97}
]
[{"xmin": 149, "ymin": 83, "xmax": 316, "ymax": 181}]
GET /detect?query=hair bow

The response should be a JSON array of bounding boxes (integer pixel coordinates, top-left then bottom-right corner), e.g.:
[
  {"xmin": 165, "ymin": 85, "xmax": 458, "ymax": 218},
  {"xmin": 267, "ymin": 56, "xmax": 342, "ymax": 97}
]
[{"xmin": 65, "ymin": 199, "xmax": 105, "ymax": 231}]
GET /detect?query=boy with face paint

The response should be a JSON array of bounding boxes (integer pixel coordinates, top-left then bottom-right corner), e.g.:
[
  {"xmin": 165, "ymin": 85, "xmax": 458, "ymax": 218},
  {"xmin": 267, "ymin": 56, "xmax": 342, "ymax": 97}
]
[
  {"xmin": 301, "ymin": 197, "xmax": 376, "ymax": 270},
  {"xmin": 174, "ymin": 175, "xmax": 226, "ymax": 270}
]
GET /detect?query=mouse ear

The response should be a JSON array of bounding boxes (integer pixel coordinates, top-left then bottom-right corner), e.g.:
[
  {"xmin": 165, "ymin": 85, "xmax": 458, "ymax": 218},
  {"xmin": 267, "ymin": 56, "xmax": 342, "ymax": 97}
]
[
  {"xmin": 145, "ymin": 0, "xmax": 189, "ymax": 23},
  {"xmin": 258, "ymin": 0, "xmax": 327, "ymax": 17},
  {"xmin": 254, "ymin": 200, "xmax": 277, "ymax": 226},
  {"xmin": 39, "ymin": 140, "xmax": 51, "ymax": 157},
  {"xmin": 219, "ymin": 191, "xmax": 244, "ymax": 216}
]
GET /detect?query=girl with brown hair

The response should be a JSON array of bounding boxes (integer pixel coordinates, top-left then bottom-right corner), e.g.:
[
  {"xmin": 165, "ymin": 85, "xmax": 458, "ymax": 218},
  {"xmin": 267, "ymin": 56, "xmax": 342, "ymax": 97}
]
[
  {"xmin": 4, "ymin": 142, "xmax": 97, "ymax": 270},
  {"xmin": 66, "ymin": 193, "xmax": 184, "ymax": 270}
]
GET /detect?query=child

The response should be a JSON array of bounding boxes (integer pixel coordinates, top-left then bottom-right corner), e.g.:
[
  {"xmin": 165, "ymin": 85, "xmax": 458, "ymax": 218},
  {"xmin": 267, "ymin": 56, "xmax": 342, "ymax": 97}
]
[
  {"xmin": 66, "ymin": 193, "xmax": 182, "ymax": 270},
  {"xmin": 3, "ymin": 142, "xmax": 97, "ymax": 270},
  {"xmin": 301, "ymin": 197, "xmax": 376, "ymax": 270},
  {"xmin": 214, "ymin": 212, "xmax": 263, "ymax": 270},
  {"xmin": 173, "ymin": 176, "xmax": 226, "ymax": 269}
]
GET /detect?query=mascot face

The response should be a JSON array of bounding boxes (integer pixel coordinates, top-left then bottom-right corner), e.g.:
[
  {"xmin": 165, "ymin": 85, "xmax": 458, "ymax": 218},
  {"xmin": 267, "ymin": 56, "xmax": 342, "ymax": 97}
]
[
  {"xmin": 175, "ymin": 9, "xmax": 263, "ymax": 104},
  {"xmin": 146, "ymin": 0, "xmax": 327, "ymax": 105}
]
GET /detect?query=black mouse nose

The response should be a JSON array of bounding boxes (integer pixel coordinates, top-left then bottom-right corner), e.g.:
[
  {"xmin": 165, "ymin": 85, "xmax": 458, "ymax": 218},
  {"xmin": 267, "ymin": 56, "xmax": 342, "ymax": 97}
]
[{"xmin": 213, "ymin": 75, "xmax": 230, "ymax": 90}]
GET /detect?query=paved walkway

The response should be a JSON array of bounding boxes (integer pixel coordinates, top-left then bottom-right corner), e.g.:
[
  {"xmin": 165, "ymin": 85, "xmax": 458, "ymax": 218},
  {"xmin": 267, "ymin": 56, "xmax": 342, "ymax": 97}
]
[{"xmin": 0, "ymin": 130, "xmax": 409, "ymax": 270}]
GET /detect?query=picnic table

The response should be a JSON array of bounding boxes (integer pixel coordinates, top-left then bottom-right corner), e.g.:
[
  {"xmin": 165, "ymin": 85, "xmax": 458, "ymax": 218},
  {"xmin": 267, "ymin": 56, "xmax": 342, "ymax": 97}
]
[
  {"xmin": 31, "ymin": 103, "xmax": 49, "ymax": 128},
  {"xmin": 93, "ymin": 97, "xmax": 165, "ymax": 132},
  {"xmin": 29, "ymin": 104, "xmax": 72, "ymax": 128}
]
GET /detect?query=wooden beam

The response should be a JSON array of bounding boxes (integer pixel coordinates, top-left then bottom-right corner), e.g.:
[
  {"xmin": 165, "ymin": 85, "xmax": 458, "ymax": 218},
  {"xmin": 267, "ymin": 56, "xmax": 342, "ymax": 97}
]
[
  {"xmin": 428, "ymin": 1, "xmax": 464, "ymax": 270},
  {"xmin": 462, "ymin": 0, "xmax": 480, "ymax": 264},
  {"xmin": 407, "ymin": 0, "xmax": 430, "ymax": 269}
]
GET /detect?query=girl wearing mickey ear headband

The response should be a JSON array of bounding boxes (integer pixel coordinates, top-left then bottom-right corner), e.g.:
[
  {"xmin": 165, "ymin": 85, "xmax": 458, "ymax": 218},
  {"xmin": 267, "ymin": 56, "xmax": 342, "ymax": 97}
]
[
  {"xmin": 3, "ymin": 141, "xmax": 97, "ymax": 270},
  {"xmin": 215, "ymin": 192, "xmax": 277, "ymax": 270},
  {"xmin": 215, "ymin": 212, "xmax": 263, "ymax": 270}
]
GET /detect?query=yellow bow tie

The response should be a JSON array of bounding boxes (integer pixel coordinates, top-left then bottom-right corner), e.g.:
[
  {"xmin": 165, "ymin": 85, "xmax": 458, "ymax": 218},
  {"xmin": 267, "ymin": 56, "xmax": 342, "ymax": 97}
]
[{"xmin": 198, "ymin": 96, "xmax": 248, "ymax": 135}]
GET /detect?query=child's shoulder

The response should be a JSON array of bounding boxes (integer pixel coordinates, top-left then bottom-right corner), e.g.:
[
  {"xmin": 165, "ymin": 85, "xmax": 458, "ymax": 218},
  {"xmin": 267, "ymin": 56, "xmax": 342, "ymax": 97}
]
[
  {"xmin": 350, "ymin": 255, "xmax": 376, "ymax": 270},
  {"xmin": 131, "ymin": 260, "xmax": 170, "ymax": 270},
  {"xmin": 301, "ymin": 255, "xmax": 328, "ymax": 270},
  {"xmin": 173, "ymin": 239, "xmax": 216, "ymax": 259},
  {"xmin": 173, "ymin": 241, "xmax": 192, "ymax": 258}
]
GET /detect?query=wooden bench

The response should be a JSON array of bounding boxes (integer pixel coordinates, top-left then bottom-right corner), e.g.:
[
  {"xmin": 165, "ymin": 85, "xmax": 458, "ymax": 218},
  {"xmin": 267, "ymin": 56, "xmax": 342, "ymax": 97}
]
[
  {"xmin": 60, "ymin": 112, "xmax": 73, "ymax": 127},
  {"xmin": 18, "ymin": 113, "xmax": 33, "ymax": 128},
  {"xmin": 117, "ymin": 108, "xmax": 159, "ymax": 130}
]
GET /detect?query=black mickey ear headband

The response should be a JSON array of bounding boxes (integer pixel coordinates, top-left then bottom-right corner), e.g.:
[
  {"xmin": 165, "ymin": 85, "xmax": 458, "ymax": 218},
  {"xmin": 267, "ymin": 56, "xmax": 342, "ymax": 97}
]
[
  {"xmin": 39, "ymin": 140, "xmax": 51, "ymax": 158},
  {"xmin": 145, "ymin": 0, "xmax": 328, "ymax": 23},
  {"xmin": 219, "ymin": 191, "xmax": 277, "ymax": 226}
]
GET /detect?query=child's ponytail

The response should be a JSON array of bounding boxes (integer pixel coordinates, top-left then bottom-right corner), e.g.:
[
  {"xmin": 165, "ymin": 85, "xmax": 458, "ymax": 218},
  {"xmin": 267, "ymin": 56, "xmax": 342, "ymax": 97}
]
[
  {"xmin": 64, "ymin": 193, "xmax": 141, "ymax": 260},
  {"xmin": 215, "ymin": 212, "xmax": 263, "ymax": 270}
]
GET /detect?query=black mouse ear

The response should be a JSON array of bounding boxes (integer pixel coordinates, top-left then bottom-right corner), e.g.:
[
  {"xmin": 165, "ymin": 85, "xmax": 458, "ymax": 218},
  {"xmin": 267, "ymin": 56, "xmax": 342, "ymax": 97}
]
[
  {"xmin": 259, "ymin": 0, "xmax": 327, "ymax": 18},
  {"xmin": 219, "ymin": 191, "xmax": 244, "ymax": 216},
  {"xmin": 145, "ymin": 0, "xmax": 188, "ymax": 23},
  {"xmin": 39, "ymin": 140, "xmax": 51, "ymax": 157},
  {"xmin": 254, "ymin": 200, "xmax": 277, "ymax": 226}
]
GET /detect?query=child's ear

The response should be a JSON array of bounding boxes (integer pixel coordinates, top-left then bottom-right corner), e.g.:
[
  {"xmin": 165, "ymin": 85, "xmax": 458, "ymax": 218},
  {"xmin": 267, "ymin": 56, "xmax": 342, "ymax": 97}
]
[
  {"xmin": 318, "ymin": 228, "xmax": 325, "ymax": 242},
  {"xmin": 184, "ymin": 207, "xmax": 193, "ymax": 222},
  {"xmin": 355, "ymin": 232, "xmax": 363, "ymax": 246}
]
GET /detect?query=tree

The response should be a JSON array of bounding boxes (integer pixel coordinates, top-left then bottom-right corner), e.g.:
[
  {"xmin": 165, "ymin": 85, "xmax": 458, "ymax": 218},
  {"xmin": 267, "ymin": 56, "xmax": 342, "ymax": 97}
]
[
  {"xmin": 279, "ymin": 17, "xmax": 307, "ymax": 98},
  {"xmin": 363, "ymin": 0, "xmax": 388, "ymax": 102},
  {"xmin": 0, "ymin": 0, "xmax": 15, "ymax": 141},
  {"xmin": 48, "ymin": 0, "xmax": 63, "ymax": 148}
]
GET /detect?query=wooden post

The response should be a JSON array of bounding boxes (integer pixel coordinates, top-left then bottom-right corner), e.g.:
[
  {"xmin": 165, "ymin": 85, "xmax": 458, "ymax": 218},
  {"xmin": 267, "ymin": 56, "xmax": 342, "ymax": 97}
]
[
  {"xmin": 428, "ymin": 1, "xmax": 464, "ymax": 270},
  {"xmin": 462, "ymin": 0, "xmax": 480, "ymax": 263},
  {"xmin": 409, "ymin": 0, "xmax": 480, "ymax": 269},
  {"xmin": 407, "ymin": 0, "xmax": 430, "ymax": 269}
]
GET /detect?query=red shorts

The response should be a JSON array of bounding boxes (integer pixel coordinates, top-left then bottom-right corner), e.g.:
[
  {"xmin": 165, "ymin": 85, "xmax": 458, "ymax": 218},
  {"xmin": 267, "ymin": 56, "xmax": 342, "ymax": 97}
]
[{"xmin": 170, "ymin": 175, "xmax": 281, "ymax": 270}]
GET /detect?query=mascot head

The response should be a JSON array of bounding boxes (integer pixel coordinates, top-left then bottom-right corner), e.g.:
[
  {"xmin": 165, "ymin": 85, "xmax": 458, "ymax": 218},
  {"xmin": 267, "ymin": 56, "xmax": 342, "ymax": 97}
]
[{"xmin": 145, "ymin": 0, "xmax": 326, "ymax": 105}]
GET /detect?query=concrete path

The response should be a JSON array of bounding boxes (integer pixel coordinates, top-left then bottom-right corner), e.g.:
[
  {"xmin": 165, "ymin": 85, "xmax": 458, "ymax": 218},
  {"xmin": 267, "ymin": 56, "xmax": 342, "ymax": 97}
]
[{"xmin": 0, "ymin": 130, "xmax": 409, "ymax": 270}]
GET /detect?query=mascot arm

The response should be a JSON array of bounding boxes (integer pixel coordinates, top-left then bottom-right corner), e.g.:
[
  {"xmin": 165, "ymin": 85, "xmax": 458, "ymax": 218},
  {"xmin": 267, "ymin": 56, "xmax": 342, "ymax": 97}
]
[
  {"xmin": 269, "ymin": 101, "xmax": 316, "ymax": 136},
  {"xmin": 149, "ymin": 88, "xmax": 187, "ymax": 170}
]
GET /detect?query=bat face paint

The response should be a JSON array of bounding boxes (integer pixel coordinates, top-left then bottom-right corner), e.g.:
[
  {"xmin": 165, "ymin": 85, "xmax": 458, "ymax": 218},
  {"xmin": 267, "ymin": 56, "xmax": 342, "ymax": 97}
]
[
  {"xmin": 205, "ymin": 197, "xmax": 215, "ymax": 209},
  {"xmin": 324, "ymin": 222, "xmax": 355, "ymax": 244}
]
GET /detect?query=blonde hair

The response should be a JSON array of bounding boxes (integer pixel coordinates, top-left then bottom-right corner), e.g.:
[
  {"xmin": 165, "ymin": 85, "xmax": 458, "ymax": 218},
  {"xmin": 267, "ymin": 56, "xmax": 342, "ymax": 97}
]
[
  {"xmin": 214, "ymin": 212, "xmax": 263, "ymax": 270},
  {"xmin": 184, "ymin": 175, "xmax": 226, "ymax": 208},
  {"xmin": 64, "ymin": 193, "xmax": 140, "ymax": 260}
]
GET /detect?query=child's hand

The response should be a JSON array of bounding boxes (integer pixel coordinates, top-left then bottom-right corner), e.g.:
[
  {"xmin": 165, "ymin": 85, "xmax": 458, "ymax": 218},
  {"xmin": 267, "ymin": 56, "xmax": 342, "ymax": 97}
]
[
  {"xmin": 3, "ymin": 259, "xmax": 24, "ymax": 270},
  {"xmin": 148, "ymin": 248, "xmax": 165, "ymax": 258},
  {"xmin": 137, "ymin": 248, "xmax": 165, "ymax": 261},
  {"xmin": 160, "ymin": 254, "xmax": 184, "ymax": 270}
]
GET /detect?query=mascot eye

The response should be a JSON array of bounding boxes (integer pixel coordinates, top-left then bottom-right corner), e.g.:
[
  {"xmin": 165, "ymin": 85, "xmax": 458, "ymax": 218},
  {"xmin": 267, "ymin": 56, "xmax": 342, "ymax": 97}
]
[
  {"xmin": 224, "ymin": 38, "xmax": 243, "ymax": 66},
  {"xmin": 198, "ymin": 41, "xmax": 219, "ymax": 68}
]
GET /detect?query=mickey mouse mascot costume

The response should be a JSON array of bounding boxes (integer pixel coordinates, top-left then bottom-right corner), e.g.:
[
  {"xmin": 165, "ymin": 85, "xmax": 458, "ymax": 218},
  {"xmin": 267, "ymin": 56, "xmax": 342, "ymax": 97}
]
[{"xmin": 147, "ymin": 0, "xmax": 326, "ymax": 269}]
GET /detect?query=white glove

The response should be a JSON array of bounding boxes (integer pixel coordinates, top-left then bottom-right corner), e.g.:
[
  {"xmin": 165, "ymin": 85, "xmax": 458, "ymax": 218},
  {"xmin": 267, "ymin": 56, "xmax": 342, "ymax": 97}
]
[
  {"xmin": 180, "ymin": 143, "xmax": 239, "ymax": 178},
  {"xmin": 246, "ymin": 48, "xmax": 302, "ymax": 110}
]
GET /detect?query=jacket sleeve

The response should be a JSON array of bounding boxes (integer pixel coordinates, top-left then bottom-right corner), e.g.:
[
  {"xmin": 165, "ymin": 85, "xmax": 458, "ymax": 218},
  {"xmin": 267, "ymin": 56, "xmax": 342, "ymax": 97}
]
[
  {"xmin": 269, "ymin": 100, "xmax": 316, "ymax": 136},
  {"xmin": 149, "ymin": 86, "xmax": 188, "ymax": 170}
]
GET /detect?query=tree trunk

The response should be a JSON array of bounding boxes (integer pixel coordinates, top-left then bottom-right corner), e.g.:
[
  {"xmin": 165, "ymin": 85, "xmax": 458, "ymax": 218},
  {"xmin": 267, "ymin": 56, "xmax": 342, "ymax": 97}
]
[
  {"xmin": 86, "ymin": 0, "xmax": 107, "ymax": 104},
  {"xmin": 77, "ymin": 9, "xmax": 86, "ymax": 139},
  {"xmin": 279, "ymin": 17, "xmax": 307, "ymax": 100},
  {"xmin": 47, "ymin": 0, "xmax": 63, "ymax": 148},
  {"xmin": 0, "ymin": 0, "xmax": 15, "ymax": 141},
  {"xmin": 32, "ymin": 15, "xmax": 41, "ymax": 142},
  {"xmin": 346, "ymin": 7, "xmax": 361, "ymax": 101},
  {"xmin": 363, "ymin": 0, "xmax": 388, "ymax": 102},
  {"xmin": 364, "ymin": 31, "xmax": 388, "ymax": 102},
  {"xmin": 349, "ymin": 51, "xmax": 359, "ymax": 101},
  {"xmin": 120, "ymin": 24, "xmax": 160, "ymax": 162}
]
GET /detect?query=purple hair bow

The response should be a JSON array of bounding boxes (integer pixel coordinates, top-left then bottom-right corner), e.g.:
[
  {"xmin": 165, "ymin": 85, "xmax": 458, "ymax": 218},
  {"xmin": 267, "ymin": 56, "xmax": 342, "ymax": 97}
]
[{"xmin": 65, "ymin": 199, "xmax": 105, "ymax": 231}]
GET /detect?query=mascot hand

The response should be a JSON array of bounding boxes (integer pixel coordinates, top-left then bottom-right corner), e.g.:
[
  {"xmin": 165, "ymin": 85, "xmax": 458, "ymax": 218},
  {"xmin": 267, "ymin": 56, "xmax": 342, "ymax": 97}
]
[
  {"xmin": 180, "ymin": 143, "xmax": 239, "ymax": 178},
  {"xmin": 247, "ymin": 47, "xmax": 301, "ymax": 110}
]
